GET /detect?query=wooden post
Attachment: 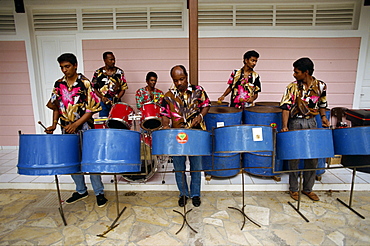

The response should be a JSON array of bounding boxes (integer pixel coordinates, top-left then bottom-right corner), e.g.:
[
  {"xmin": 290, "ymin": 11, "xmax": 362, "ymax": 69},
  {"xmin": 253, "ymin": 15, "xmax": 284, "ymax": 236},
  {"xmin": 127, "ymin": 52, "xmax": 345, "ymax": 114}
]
[{"xmin": 188, "ymin": 0, "xmax": 198, "ymax": 85}]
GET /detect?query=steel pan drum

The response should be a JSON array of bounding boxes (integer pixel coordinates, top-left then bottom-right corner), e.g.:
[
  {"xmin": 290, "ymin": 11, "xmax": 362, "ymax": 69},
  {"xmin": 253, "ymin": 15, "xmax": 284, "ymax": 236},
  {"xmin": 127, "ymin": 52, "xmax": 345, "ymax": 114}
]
[
  {"xmin": 203, "ymin": 153, "xmax": 241, "ymax": 177},
  {"xmin": 122, "ymin": 133, "xmax": 157, "ymax": 182},
  {"xmin": 277, "ymin": 128, "xmax": 334, "ymax": 160},
  {"xmin": 214, "ymin": 125, "xmax": 274, "ymax": 153},
  {"xmin": 243, "ymin": 152, "xmax": 283, "ymax": 176},
  {"xmin": 204, "ymin": 107, "xmax": 242, "ymax": 131},
  {"xmin": 106, "ymin": 102, "xmax": 134, "ymax": 129},
  {"xmin": 315, "ymin": 108, "xmax": 330, "ymax": 128},
  {"xmin": 243, "ymin": 106, "xmax": 282, "ymax": 131},
  {"xmin": 210, "ymin": 101, "xmax": 229, "ymax": 107},
  {"xmin": 152, "ymin": 129, "xmax": 211, "ymax": 156},
  {"xmin": 17, "ymin": 134, "xmax": 80, "ymax": 175},
  {"xmin": 333, "ymin": 126, "xmax": 370, "ymax": 155},
  {"xmin": 255, "ymin": 101, "xmax": 280, "ymax": 107},
  {"xmin": 81, "ymin": 129, "xmax": 141, "ymax": 173}
]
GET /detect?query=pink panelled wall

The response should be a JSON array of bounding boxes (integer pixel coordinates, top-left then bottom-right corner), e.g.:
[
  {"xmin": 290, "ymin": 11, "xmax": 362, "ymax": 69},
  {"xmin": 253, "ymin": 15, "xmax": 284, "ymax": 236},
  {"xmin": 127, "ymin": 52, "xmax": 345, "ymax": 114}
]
[
  {"xmin": 83, "ymin": 37, "xmax": 360, "ymax": 111},
  {"xmin": 0, "ymin": 41, "xmax": 35, "ymax": 146}
]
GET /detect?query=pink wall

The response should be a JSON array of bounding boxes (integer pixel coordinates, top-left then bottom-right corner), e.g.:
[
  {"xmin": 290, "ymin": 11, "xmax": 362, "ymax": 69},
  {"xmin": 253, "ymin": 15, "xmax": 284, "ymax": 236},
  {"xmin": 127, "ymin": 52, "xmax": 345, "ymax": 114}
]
[
  {"xmin": 0, "ymin": 41, "xmax": 35, "ymax": 146},
  {"xmin": 83, "ymin": 37, "xmax": 360, "ymax": 111}
]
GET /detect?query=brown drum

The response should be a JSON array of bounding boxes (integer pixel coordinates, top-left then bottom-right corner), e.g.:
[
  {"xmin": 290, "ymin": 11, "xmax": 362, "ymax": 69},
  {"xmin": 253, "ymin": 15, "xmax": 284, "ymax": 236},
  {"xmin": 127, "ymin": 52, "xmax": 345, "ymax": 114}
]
[
  {"xmin": 210, "ymin": 101, "xmax": 229, "ymax": 107},
  {"xmin": 254, "ymin": 101, "xmax": 280, "ymax": 107}
]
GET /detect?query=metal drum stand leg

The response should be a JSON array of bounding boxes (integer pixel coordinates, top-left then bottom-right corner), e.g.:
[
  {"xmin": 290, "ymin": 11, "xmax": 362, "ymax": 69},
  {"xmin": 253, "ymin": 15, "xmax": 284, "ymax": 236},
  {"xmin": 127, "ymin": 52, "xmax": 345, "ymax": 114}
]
[
  {"xmin": 336, "ymin": 167, "xmax": 365, "ymax": 219},
  {"xmin": 55, "ymin": 175, "xmax": 67, "ymax": 226},
  {"xmin": 173, "ymin": 170, "xmax": 197, "ymax": 234},
  {"xmin": 287, "ymin": 171, "xmax": 309, "ymax": 222},
  {"xmin": 97, "ymin": 174, "xmax": 127, "ymax": 238},
  {"xmin": 228, "ymin": 169, "xmax": 261, "ymax": 230}
]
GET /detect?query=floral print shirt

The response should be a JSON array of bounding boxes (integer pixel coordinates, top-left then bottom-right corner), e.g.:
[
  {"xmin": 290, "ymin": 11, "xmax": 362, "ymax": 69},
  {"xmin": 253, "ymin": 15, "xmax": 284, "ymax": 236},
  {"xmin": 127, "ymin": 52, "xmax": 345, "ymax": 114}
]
[
  {"xmin": 280, "ymin": 77, "xmax": 328, "ymax": 118},
  {"xmin": 227, "ymin": 68, "xmax": 261, "ymax": 108},
  {"xmin": 91, "ymin": 66, "xmax": 128, "ymax": 99},
  {"xmin": 48, "ymin": 73, "xmax": 101, "ymax": 131},
  {"xmin": 160, "ymin": 84, "xmax": 211, "ymax": 130},
  {"xmin": 135, "ymin": 86, "xmax": 164, "ymax": 109}
]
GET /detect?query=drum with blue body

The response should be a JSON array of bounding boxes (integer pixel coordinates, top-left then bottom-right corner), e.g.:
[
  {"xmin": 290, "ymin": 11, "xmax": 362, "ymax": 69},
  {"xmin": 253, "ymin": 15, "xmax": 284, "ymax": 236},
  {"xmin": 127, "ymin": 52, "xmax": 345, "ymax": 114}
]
[
  {"xmin": 241, "ymin": 107, "xmax": 281, "ymax": 177},
  {"xmin": 152, "ymin": 129, "xmax": 211, "ymax": 156},
  {"xmin": 243, "ymin": 106, "xmax": 282, "ymax": 131},
  {"xmin": 203, "ymin": 153, "xmax": 241, "ymax": 177},
  {"xmin": 81, "ymin": 129, "xmax": 141, "ymax": 173},
  {"xmin": 333, "ymin": 126, "xmax": 370, "ymax": 173},
  {"xmin": 315, "ymin": 108, "xmax": 330, "ymax": 128},
  {"xmin": 243, "ymin": 152, "xmax": 283, "ymax": 177},
  {"xmin": 214, "ymin": 125, "xmax": 274, "ymax": 153},
  {"xmin": 277, "ymin": 128, "xmax": 334, "ymax": 160},
  {"xmin": 204, "ymin": 107, "xmax": 242, "ymax": 131},
  {"xmin": 311, "ymin": 109, "xmax": 331, "ymax": 176},
  {"xmin": 333, "ymin": 126, "xmax": 370, "ymax": 155},
  {"xmin": 17, "ymin": 134, "xmax": 80, "ymax": 175}
]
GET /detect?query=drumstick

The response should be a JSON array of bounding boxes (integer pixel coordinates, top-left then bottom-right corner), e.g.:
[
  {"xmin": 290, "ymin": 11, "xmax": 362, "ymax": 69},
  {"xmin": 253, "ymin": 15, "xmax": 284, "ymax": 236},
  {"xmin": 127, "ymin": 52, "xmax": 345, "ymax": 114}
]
[{"xmin": 37, "ymin": 121, "xmax": 47, "ymax": 130}]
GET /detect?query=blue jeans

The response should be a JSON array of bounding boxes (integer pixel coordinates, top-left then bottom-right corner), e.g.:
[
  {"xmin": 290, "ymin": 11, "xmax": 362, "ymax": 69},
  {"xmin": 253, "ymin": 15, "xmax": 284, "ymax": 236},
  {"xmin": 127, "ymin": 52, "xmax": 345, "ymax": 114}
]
[
  {"xmin": 71, "ymin": 174, "xmax": 104, "ymax": 196},
  {"xmin": 99, "ymin": 101, "xmax": 112, "ymax": 117},
  {"xmin": 172, "ymin": 156, "xmax": 202, "ymax": 198}
]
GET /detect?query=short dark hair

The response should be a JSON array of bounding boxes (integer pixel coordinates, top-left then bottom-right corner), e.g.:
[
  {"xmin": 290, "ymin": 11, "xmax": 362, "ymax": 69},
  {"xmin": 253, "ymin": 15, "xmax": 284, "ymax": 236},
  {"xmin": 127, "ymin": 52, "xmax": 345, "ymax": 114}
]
[
  {"xmin": 243, "ymin": 50, "xmax": 259, "ymax": 60},
  {"xmin": 146, "ymin": 71, "xmax": 158, "ymax": 81},
  {"xmin": 57, "ymin": 53, "xmax": 77, "ymax": 65},
  {"xmin": 293, "ymin": 57, "xmax": 314, "ymax": 76},
  {"xmin": 103, "ymin": 51, "xmax": 114, "ymax": 60},
  {"xmin": 170, "ymin": 65, "xmax": 188, "ymax": 77}
]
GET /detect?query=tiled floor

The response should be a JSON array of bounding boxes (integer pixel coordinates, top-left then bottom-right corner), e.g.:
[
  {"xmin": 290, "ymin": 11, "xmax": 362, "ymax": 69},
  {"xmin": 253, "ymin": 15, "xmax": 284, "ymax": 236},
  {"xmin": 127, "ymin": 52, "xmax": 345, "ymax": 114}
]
[
  {"xmin": 1, "ymin": 147, "xmax": 370, "ymax": 193},
  {"xmin": 2, "ymin": 147, "xmax": 370, "ymax": 245}
]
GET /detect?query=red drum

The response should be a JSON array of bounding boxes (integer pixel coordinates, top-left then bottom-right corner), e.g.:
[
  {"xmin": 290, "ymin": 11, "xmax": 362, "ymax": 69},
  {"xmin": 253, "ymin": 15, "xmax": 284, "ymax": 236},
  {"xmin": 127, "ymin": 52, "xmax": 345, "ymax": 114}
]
[
  {"xmin": 106, "ymin": 102, "xmax": 134, "ymax": 129},
  {"xmin": 140, "ymin": 103, "xmax": 162, "ymax": 131},
  {"xmin": 94, "ymin": 117, "xmax": 107, "ymax": 129}
]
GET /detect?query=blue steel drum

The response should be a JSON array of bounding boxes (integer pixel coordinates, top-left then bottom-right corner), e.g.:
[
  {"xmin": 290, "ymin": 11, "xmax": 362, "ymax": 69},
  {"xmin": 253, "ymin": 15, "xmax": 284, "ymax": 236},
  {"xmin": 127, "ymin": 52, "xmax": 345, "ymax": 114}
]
[
  {"xmin": 81, "ymin": 129, "xmax": 141, "ymax": 173},
  {"xmin": 152, "ymin": 129, "xmax": 211, "ymax": 156},
  {"xmin": 315, "ymin": 108, "xmax": 331, "ymax": 128},
  {"xmin": 313, "ymin": 109, "xmax": 330, "ymax": 175},
  {"xmin": 277, "ymin": 128, "xmax": 334, "ymax": 160},
  {"xmin": 204, "ymin": 106, "xmax": 242, "ymax": 131},
  {"xmin": 203, "ymin": 153, "xmax": 241, "ymax": 177},
  {"xmin": 243, "ymin": 106, "xmax": 282, "ymax": 131},
  {"xmin": 214, "ymin": 125, "xmax": 274, "ymax": 153},
  {"xmin": 243, "ymin": 152, "xmax": 283, "ymax": 176},
  {"xmin": 17, "ymin": 134, "xmax": 80, "ymax": 175},
  {"xmin": 333, "ymin": 126, "xmax": 370, "ymax": 155},
  {"xmin": 210, "ymin": 101, "xmax": 229, "ymax": 107}
]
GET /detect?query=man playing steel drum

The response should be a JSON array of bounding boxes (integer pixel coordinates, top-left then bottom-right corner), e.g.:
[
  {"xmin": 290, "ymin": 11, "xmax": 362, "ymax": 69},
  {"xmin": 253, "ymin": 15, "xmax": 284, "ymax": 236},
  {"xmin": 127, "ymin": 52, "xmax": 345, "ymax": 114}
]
[
  {"xmin": 91, "ymin": 51, "xmax": 128, "ymax": 117},
  {"xmin": 161, "ymin": 65, "xmax": 211, "ymax": 207},
  {"xmin": 218, "ymin": 50, "xmax": 261, "ymax": 108},
  {"xmin": 45, "ymin": 53, "xmax": 108, "ymax": 208},
  {"xmin": 280, "ymin": 57, "xmax": 330, "ymax": 201}
]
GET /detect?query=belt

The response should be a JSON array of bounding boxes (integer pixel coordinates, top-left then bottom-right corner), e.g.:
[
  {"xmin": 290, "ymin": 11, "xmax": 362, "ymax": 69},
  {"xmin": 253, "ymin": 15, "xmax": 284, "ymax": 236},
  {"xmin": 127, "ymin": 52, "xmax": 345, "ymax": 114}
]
[{"xmin": 293, "ymin": 115, "xmax": 315, "ymax": 119}]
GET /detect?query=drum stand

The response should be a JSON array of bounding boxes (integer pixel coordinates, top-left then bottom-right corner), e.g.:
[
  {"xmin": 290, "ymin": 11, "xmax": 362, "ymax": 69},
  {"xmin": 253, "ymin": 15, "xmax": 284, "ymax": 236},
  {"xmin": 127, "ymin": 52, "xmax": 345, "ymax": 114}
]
[
  {"xmin": 97, "ymin": 174, "xmax": 127, "ymax": 238},
  {"xmin": 336, "ymin": 167, "xmax": 365, "ymax": 219},
  {"xmin": 287, "ymin": 172, "xmax": 310, "ymax": 222},
  {"xmin": 55, "ymin": 175, "xmax": 67, "ymax": 226},
  {"xmin": 228, "ymin": 168, "xmax": 261, "ymax": 230},
  {"xmin": 173, "ymin": 171, "xmax": 198, "ymax": 234}
]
